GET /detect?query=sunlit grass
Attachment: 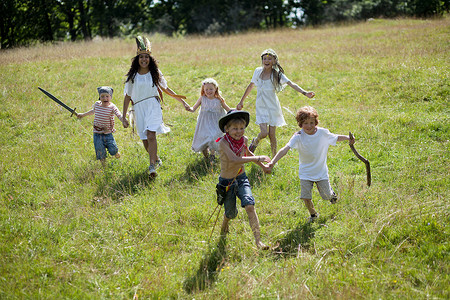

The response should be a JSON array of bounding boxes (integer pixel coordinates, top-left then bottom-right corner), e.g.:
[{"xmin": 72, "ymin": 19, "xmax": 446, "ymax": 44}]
[{"xmin": 0, "ymin": 17, "xmax": 449, "ymax": 299}]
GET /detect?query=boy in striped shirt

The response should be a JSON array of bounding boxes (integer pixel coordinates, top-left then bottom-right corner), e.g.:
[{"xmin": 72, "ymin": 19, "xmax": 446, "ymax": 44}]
[{"xmin": 77, "ymin": 86, "xmax": 124, "ymax": 164}]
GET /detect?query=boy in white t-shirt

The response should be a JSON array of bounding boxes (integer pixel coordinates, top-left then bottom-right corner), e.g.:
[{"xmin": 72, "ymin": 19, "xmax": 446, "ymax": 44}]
[{"xmin": 268, "ymin": 106, "xmax": 355, "ymax": 222}]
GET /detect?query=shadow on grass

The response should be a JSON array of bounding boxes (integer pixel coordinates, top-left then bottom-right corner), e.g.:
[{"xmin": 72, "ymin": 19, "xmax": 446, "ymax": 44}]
[
  {"xmin": 177, "ymin": 156, "xmax": 217, "ymax": 183},
  {"xmin": 94, "ymin": 170, "xmax": 155, "ymax": 202},
  {"xmin": 271, "ymin": 214, "xmax": 334, "ymax": 258},
  {"xmin": 246, "ymin": 163, "xmax": 270, "ymax": 188},
  {"xmin": 183, "ymin": 235, "xmax": 227, "ymax": 293}
]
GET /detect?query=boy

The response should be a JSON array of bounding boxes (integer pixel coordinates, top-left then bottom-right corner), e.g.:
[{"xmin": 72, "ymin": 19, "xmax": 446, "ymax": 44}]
[
  {"xmin": 77, "ymin": 86, "xmax": 124, "ymax": 165},
  {"xmin": 268, "ymin": 106, "xmax": 355, "ymax": 222},
  {"xmin": 217, "ymin": 110, "xmax": 271, "ymax": 249}
]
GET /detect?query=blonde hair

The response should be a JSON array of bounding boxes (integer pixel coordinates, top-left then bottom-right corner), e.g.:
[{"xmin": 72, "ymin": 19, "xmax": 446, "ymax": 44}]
[{"xmin": 201, "ymin": 78, "xmax": 225, "ymax": 102}]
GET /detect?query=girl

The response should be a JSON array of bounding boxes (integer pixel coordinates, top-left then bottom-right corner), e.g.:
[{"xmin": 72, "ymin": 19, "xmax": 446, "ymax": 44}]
[
  {"xmin": 187, "ymin": 78, "xmax": 231, "ymax": 161},
  {"xmin": 236, "ymin": 48, "xmax": 315, "ymax": 157},
  {"xmin": 121, "ymin": 36, "xmax": 190, "ymax": 178}
]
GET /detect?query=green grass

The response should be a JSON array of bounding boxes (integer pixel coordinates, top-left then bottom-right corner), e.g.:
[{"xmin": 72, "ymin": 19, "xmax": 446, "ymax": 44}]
[{"xmin": 0, "ymin": 17, "xmax": 449, "ymax": 299}]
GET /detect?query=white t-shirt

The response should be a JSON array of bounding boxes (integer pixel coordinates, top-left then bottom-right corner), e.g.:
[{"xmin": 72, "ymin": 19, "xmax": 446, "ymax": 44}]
[{"xmin": 287, "ymin": 127, "xmax": 338, "ymax": 181}]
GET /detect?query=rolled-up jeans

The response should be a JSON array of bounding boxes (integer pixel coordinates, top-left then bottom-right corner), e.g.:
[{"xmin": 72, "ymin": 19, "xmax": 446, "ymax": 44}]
[
  {"xmin": 93, "ymin": 133, "xmax": 118, "ymax": 160},
  {"xmin": 218, "ymin": 172, "xmax": 255, "ymax": 219}
]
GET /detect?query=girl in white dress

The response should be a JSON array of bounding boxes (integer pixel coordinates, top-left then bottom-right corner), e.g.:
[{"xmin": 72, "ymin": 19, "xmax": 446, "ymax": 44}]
[
  {"xmin": 187, "ymin": 78, "xmax": 231, "ymax": 161},
  {"xmin": 121, "ymin": 36, "xmax": 190, "ymax": 178},
  {"xmin": 236, "ymin": 49, "xmax": 315, "ymax": 157}
]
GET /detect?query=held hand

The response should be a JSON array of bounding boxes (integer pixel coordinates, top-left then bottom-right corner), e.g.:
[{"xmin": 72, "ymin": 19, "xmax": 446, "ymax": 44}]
[
  {"xmin": 261, "ymin": 164, "xmax": 272, "ymax": 174},
  {"xmin": 349, "ymin": 134, "xmax": 355, "ymax": 145},
  {"xmin": 259, "ymin": 155, "xmax": 271, "ymax": 163},
  {"xmin": 305, "ymin": 91, "xmax": 315, "ymax": 98},
  {"xmin": 185, "ymin": 106, "xmax": 193, "ymax": 112},
  {"xmin": 76, "ymin": 113, "xmax": 82, "ymax": 119},
  {"xmin": 122, "ymin": 118, "xmax": 129, "ymax": 128}
]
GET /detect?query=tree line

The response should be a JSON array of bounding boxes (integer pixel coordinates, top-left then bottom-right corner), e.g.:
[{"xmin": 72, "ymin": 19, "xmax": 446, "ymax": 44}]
[{"xmin": 1, "ymin": 0, "xmax": 448, "ymax": 49}]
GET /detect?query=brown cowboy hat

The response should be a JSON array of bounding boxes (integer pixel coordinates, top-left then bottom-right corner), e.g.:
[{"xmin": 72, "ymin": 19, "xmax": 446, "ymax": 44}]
[{"xmin": 218, "ymin": 110, "xmax": 250, "ymax": 133}]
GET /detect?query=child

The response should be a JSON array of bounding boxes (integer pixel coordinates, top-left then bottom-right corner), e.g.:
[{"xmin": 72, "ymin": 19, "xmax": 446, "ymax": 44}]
[
  {"xmin": 121, "ymin": 36, "xmax": 190, "ymax": 178},
  {"xmin": 268, "ymin": 106, "xmax": 355, "ymax": 222},
  {"xmin": 187, "ymin": 78, "xmax": 231, "ymax": 161},
  {"xmin": 77, "ymin": 86, "xmax": 123, "ymax": 165},
  {"xmin": 217, "ymin": 110, "xmax": 271, "ymax": 249},
  {"xmin": 236, "ymin": 48, "xmax": 315, "ymax": 157}
]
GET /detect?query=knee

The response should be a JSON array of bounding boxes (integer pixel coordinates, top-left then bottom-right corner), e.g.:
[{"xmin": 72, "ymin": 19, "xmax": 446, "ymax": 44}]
[
  {"xmin": 147, "ymin": 131, "xmax": 156, "ymax": 141},
  {"xmin": 259, "ymin": 131, "xmax": 268, "ymax": 139}
]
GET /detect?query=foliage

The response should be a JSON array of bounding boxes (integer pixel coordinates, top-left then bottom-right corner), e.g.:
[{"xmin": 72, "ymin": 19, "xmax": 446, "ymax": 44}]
[
  {"xmin": 0, "ymin": 17, "xmax": 449, "ymax": 299},
  {"xmin": 1, "ymin": 0, "xmax": 449, "ymax": 48}
]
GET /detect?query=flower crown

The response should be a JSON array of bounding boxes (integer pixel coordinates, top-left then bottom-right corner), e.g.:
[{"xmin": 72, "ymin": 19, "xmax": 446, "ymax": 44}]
[{"xmin": 136, "ymin": 36, "xmax": 151, "ymax": 55}]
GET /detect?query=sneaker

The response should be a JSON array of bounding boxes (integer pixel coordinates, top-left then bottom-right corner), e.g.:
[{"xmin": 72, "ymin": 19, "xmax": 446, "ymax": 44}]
[
  {"xmin": 155, "ymin": 158, "xmax": 162, "ymax": 168},
  {"xmin": 114, "ymin": 153, "xmax": 121, "ymax": 159},
  {"xmin": 330, "ymin": 192, "xmax": 338, "ymax": 204},
  {"xmin": 256, "ymin": 241, "xmax": 270, "ymax": 250},
  {"xmin": 249, "ymin": 138, "xmax": 258, "ymax": 153},
  {"xmin": 149, "ymin": 164, "xmax": 158, "ymax": 178},
  {"xmin": 307, "ymin": 213, "xmax": 319, "ymax": 223}
]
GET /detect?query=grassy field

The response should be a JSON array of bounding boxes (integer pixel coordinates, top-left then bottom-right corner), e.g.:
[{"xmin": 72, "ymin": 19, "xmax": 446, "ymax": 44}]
[{"xmin": 0, "ymin": 17, "xmax": 449, "ymax": 299}]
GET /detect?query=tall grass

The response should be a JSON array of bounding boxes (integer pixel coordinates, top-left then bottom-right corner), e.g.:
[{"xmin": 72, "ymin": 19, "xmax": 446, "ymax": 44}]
[{"xmin": 0, "ymin": 17, "xmax": 448, "ymax": 298}]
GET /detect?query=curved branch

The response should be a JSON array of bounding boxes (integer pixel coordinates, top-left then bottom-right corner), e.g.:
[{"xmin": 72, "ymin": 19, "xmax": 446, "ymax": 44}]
[{"xmin": 349, "ymin": 132, "xmax": 371, "ymax": 186}]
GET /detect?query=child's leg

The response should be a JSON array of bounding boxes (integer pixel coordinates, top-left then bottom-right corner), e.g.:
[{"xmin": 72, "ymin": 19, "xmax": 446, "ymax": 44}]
[
  {"xmin": 245, "ymin": 205, "xmax": 268, "ymax": 249},
  {"xmin": 268, "ymin": 126, "xmax": 277, "ymax": 157},
  {"xmin": 300, "ymin": 180, "xmax": 318, "ymax": 219},
  {"xmin": 256, "ymin": 123, "xmax": 268, "ymax": 143},
  {"xmin": 249, "ymin": 124, "xmax": 268, "ymax": 152},
  {"xmin": 144, "ymin": 130, "xmax": 158, "ymax": 165},
  {"xmin": 302, "ymin": 198, "xmax": 317, "ymax": 216},
  {"xmin": 220, "ymin": 214, "xmax": 230, "ymax": 235},
  {"xmin": 94, "ymin": 133, "xmax": 107, "ymax": 161},
  {"xmin": 105, "ymin": 134, "xmax": 119, "ymax": 157}
]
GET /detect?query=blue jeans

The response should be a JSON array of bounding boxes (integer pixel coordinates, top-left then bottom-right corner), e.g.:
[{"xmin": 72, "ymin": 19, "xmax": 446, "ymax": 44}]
[
  {"xmin": 218, "ymin": 172, "xmax": 255, "ymax": 219},
  {"xmin": 93, "ymin": 133, "xmax": 118, "ymax": 160}
]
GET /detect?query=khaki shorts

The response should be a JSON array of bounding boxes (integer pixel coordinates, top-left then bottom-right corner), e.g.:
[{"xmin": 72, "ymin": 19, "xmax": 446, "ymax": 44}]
[{"xmin": 300, "ymin": 179, "xmax": 337, "ymax": 200}]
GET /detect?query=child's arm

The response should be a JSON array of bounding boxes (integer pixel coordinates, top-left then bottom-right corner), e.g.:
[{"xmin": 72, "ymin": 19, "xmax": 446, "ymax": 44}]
[
  {"xmin": 237, "ymin": 82, "xmax": 255, "ymax": 110},
  {"xmin": 217, "ymin": 94, "xmax": 232, "ymax": 112},
  {"xmin": 187, "ymin": 97, "xmax": 202, "ymax": 113},
  {"xmin": 286, "ymin": 81, "xmax": 315, "ymax": 98},
  {"xmin": 113, "ymin": 106, "xmax": 124, "ymax": 122},
  {"xmin": 122, "ymin": 95, "xmax": 131, "ymax": 128},
  {"xmin": 76, "ymin": 109, "xmax": 94, "ymax": 119},
  {"xmin": 161, "ymin": 86, "xmax": 191, "ymax": 111},
  {"xmin": 337, "ymin": 134, "xmax": 355, "ymax": 145},
  {"xmin": 268, "ymin": 144, "xmax": 291, "ymax": 169},
  {"xmin": 245, "ymin": 146, "xmax": 272, "ymax": 173},
  {"xmin": 220, "ymin": 139, "xmax": 270, "ymax": 164}
]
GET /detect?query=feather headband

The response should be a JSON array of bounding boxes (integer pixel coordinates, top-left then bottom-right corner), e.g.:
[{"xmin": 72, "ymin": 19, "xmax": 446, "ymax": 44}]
[{"xmin": 136, "ymin": 36, "xmax": 151, "ymax": 55}]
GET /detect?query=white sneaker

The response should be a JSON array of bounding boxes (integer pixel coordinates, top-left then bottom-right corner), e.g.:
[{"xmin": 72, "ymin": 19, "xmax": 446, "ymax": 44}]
[
  {"xmin": 155, "ymin": 159, "xmax": 162, "ymax": 168},
  {"xmin": 149, "ymin": 164, "xmax": 157, "ymax": 178}
]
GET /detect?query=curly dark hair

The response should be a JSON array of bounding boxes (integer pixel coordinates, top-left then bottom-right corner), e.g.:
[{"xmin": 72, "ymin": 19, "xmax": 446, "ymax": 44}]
[
  {"xmin": 125, "ymin": 54, "xmax": 160, "ymax": 86},
  {"xmin": 296, "ymin": 106, "xmax": 319, "ymax": 128}
]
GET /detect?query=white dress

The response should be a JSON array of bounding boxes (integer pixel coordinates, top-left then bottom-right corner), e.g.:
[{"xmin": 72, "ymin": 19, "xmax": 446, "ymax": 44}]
[
  {"xmin": 191, "ymin": 96, "xmax": 226, "ymax": 152},
  {"xmin": 251, "ymin": 67, "xmax": 289, "ymax": 127},
  {"xmin": 124, "ymin": 71, "xmax": 170, "ymax": 139}
]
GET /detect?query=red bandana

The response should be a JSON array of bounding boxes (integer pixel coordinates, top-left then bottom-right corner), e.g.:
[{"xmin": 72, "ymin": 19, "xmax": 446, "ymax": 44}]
[{"xmin": 217, "ymin": 133, "xmax": 245, "ymax": 156}]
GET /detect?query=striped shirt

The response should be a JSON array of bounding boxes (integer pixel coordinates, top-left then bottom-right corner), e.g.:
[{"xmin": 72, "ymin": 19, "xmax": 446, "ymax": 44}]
[{"xmin": 92, "ymin": 101, "xmax": 123, "ymax": 134}]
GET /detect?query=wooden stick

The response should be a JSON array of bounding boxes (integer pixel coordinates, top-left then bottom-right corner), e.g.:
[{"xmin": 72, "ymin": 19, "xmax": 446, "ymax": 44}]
[{"xmin": 349, "ymin": 132, "xmax": 371, "ymax": 186}]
